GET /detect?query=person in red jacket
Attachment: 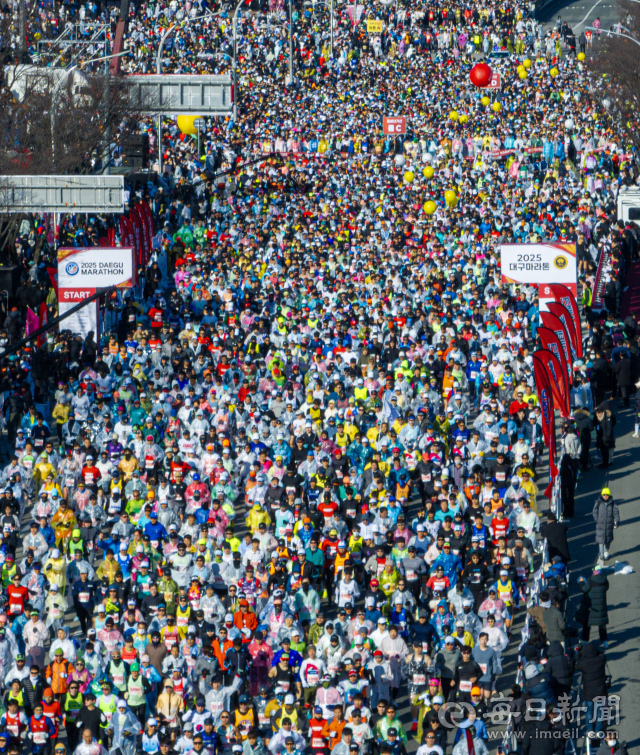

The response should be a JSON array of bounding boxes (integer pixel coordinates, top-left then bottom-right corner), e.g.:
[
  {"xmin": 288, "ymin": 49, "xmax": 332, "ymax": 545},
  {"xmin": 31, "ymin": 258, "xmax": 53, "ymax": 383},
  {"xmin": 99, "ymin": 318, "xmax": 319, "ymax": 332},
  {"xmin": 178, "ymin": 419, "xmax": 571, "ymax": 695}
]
[
  {"xmin": 28, "ymin": 702, "xmax": 57, "ymax": 754},
  {"xmin": 148, "ymin": 301, "xmax": 164, "ymax": 329},
  {"xmin": 308, "ymin": 706, "xmax": 331, "ymax": 751},
  {"xmin": 490, "ymin": 507, "xmax": 510, "ymax": 546},
  {"xmin": 42, "ymin": 688, "xmax": 62, "ymax": 740},
  {"xmin": 5, "ymin": 573, "xmax": 28, "ymax": 617}
]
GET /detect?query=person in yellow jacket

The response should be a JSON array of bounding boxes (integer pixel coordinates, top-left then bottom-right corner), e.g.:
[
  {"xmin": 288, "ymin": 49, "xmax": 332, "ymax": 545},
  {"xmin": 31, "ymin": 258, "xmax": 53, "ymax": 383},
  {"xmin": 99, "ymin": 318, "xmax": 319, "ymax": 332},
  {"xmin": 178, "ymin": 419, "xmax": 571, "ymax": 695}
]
[
  {"xmin": 42, "ymin": 473, "xmax": 63, "ymax": 500},
  {"xmin": 96, "ymin": 551, "xmax": 121, "ymax": 583},
  {"xmin": 334, "ymin": 425, "xmax": 351, "ymax": 449},
  {"xmin": 51, "ymin": 500, "xmax": 77, "ymax": 550},
  {"xmin": 51, "ymin": 399, "xmax": 70, "ymax": 441},
  {"xmin": 379, "ymin": 560, "xmax": 400, "ymax": 597},
  {"xmin": 44, "ymin": 548, "xmax": 68, "ymax": 593},
  {"xmin": 354, "ymin": 379, "xmax": 368, "ymax": 402},
  {"xmin": 33, "ymin": 452, "xmax": 56, "ymax": 490},
  {"xmin": 246, "ymin": 503, "xmax": 271, "ymax": 534}
]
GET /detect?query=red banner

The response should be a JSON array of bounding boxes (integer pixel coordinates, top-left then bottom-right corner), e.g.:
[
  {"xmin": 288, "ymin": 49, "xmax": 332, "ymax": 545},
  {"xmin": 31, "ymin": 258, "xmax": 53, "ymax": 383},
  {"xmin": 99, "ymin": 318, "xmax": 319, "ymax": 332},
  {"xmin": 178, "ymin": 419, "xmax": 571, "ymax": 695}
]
[
  {"xmin": 37, "ymin": 302, "xmax": 48, "ymax": 349},
  {"xmin": 540, "ymin": 311, "xmax": 572, "ymax": 370},
  {"xmin": 546, "ymin": 301, "xmax": 578, "ymax": 363},
  {"xmin": 47, "ymin": 267, "xmax": 58, "ymax": 295},
  {"xmin": 548, "ymin": 283, "xmax": 583, "ymax": 359},
  {"xmin": 121, "ymin": 216, "xmax": 137, "ymax": 260},
  {"xmin": 135, "ymin": 204, "xmax": 149, "ymax": 266},
  {"xmin": 532, "ymin": 353, "xmax": 558, "ymax": 493},
  {"xmin": 534, "ymin": 339, "xmax": 570, "ymax": 417},
  {"xmin": 129, "ymin": 208, "xmax": 144, "ymax": 267}
]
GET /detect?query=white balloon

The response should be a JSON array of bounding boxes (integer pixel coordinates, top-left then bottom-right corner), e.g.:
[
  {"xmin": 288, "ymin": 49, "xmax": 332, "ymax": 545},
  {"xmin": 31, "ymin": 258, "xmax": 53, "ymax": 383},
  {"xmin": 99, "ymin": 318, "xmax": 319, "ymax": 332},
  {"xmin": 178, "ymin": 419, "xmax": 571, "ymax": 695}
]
[
  {"xmin": 565, "ymin": 118, "xmax": 574, "ymax": 130},
  {"xmin": 394, "ymin": 154, "xmax": 406, "ymax": 166},
  {"xmin": 603, "ymin": 99, "xmax": 611, "ymax": 110}
]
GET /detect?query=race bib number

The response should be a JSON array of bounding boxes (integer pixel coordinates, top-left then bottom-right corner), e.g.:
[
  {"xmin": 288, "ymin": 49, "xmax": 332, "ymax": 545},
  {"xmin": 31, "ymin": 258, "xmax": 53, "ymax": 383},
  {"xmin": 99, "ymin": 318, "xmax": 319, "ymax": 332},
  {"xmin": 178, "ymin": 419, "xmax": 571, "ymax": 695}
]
[
  {"xmin": 413, "ymin": 674, "xmax": 426, "ymax": 685},
  {"xmin": 79, "ymin": 592, "xmax": 90, "ymax": 602},
  {"xmin": 312, "ymin": 738, "xmax": 325, "ymax": 748},
  {"xmin": 459, "ymin": 680, "xmax": 472, "ymax": 692},
  {"xmin": 405, "ymin": 570, "xmax": 417, "ymax": 581},
  {"xmin": 33, "ymin": 732, "xmax": 48, "ymax": 744},
  {"xmin": 346, "ymin": 509, "xmax": 356, "ymax": 519},
  {"xmin": 479, "ymin": 664, "xmax": 487, "ymax": 674},
  {"xmin": 112, "ymin": 673, "xmax": 124, "ymax": 685},
  {"xmin": 280, "ymin": 681, "xmax": 290, "ymax": 691},
  {"xmin": 9, "ymin": 603, "xmax": 20, "ymax": 614}
]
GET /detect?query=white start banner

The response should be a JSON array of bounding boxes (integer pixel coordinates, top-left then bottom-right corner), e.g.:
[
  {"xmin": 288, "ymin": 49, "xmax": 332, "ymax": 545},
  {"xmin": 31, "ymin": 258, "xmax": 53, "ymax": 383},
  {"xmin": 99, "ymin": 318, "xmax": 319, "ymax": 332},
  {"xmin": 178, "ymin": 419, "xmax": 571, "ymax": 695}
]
[
  {"xmin": 500, "ymin": 243, "xmax": 577, "ymax": 311},
  {"xmin": 58, "ymin": 247, "xmax": 135, "ymax": 302}
]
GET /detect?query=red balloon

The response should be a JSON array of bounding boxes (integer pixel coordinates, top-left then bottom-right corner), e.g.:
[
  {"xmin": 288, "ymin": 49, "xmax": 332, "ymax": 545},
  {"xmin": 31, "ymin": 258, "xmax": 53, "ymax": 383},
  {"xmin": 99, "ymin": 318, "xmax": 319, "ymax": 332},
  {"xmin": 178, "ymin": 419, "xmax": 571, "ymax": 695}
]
[{"xmin": 469, "ymin": 63, "xmax": 492, "ymax": 87}]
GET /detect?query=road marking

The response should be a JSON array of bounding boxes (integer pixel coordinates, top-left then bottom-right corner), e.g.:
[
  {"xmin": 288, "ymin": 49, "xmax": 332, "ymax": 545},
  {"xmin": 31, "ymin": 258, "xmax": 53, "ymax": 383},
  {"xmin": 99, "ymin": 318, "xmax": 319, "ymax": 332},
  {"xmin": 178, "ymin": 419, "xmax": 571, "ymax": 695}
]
[{"xmin": 574, "ymin": 0, "xmax": 604, "ymax": 29}]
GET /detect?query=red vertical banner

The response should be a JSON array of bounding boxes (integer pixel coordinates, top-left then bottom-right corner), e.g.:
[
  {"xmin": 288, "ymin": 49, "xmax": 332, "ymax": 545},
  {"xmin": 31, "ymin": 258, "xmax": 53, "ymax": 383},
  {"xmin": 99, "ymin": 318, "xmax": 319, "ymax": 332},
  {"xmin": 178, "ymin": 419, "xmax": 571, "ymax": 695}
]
[
  {"xmin": 129, "ymin": 209, "xmax": 144, "ymax": 267},
  {"xmin": 37, "ymin": 303, "xmax": 48, "ymax": 348},
  {"xmin": 534, "ymin": 344, "xmax": 570, "ymax": 418},
  {"xmin": 533, "ymin": 353, "xmax": 558, "ymax": 496},
  {"xmin": 548, "ymin": 283, "xmax": 582, "ymax": 358},
  {"xmin": 134, "ymin": 205, "xmax": 149, "ymax": 266},
  {"xmin": 546, "ymin": 301, "xmax": 578, "ymax": 362},
  {"xmin": 540, "ymin": 311, "xmax": 572, "ymax": 369},
  {"xmin": 138, "ymin": 201, "xmax": 154, "ymax": 261},
  {"xmin": 122, "ymin": 216, "xmax": 138, "ymax": 262}
]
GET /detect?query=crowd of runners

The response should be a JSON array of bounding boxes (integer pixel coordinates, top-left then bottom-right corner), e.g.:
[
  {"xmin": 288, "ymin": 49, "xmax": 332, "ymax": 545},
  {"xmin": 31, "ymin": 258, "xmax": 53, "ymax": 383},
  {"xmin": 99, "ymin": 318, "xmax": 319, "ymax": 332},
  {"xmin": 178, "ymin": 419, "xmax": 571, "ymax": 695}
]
[{"xmin": 1, "ymin": 0, "xmax": 639, "ymax": 754}]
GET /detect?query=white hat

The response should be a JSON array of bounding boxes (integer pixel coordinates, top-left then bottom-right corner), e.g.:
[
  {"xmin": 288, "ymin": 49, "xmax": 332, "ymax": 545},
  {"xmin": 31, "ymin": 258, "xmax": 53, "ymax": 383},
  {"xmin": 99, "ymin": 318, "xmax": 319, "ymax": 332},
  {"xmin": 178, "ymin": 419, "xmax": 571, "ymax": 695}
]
[
  {"xmin": 225, "ymin": 613, "xmax": 234, "ymax": 622},
  {"xmin": 284, "ymin": 694, "xmax": 295, "ymax": 704},
  {"xmin": 116, "ymin": 699, "xmax": 127, "ymax": 708},
  {"xmin": 51, "ymin": 548, "xmax": 60, "ymax": 559}
]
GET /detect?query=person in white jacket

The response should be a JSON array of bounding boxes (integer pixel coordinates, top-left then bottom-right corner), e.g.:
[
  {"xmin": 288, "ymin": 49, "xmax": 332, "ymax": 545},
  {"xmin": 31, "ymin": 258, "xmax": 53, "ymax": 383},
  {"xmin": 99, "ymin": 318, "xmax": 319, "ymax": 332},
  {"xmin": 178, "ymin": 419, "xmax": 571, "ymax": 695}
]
[
  {"xmin": 365, "ymin": 650, "xmax": 394, "ymax": 707},
  {"xmin": 334, "ymin": 571, "xmax": 360, "ymax": 609},
  {"xmin": 379, "ymin": 626, "xmax": 409, "ymax": 695}
]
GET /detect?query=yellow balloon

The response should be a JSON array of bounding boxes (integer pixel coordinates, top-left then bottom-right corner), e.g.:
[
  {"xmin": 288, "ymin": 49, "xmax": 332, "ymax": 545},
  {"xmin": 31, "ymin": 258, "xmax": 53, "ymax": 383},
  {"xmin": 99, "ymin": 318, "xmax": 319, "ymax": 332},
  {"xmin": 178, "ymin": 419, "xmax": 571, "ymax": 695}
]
[
  {"xmin": 318, "ymin": 140, "xmax": 328, "ymax": 154},
  {"xmin": 423, "ymin": 200, "xmax": 437, "ymax": 215},
  {"xmin": 404, "ymin": 171, "xmax": 415, "ymax": 183},
  {"xmin": 176, "ymin": 115, "xmax": 204, "ymax": 135},
  {"xmin": 450, "ymin": 110, "xmax": 459, "ymax": 121},
  {"xmin": 550, "ymin": 67, "xmax": 559, "ymax": 77},
  {"xmin": 423, "ymin": 166, "xmax": 435, "ymax": 179},
  {"xmin": 444, "ymin": 190, "xmax": 457, "ymax": 208},
  {"xmin": 577, "ymin": 52, "xmax": 585, "ymax": 61},
  {"xmin": 459, "ymin": 114, "xmax": 469, "ymax": 124},
  {"xmin": 523, "ymin": 58, "xmax": 532, "ymax": 69},
  {"xmin": 492, "ymin": 102, "xmax": 502, "ymax": 112},
  {"xmin": 517, "ymin": 65, "xmax": 526, "ymax": 75},
  {"xmin": 481, "ymin": 96, "xmax": 490, "ymax": 107},
  {"xmin": 518, "ymin": 70, "xmax": 527, "ymax": 79}
]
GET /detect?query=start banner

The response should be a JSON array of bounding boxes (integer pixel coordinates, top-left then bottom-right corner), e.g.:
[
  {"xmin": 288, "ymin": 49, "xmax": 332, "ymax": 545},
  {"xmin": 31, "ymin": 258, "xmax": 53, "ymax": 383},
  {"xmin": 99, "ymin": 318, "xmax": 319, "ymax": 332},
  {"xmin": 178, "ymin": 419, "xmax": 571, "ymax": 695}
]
[
  {"xmin": 58, "ymin": 247, "xmax": 135, "ymax": 298},
  {"xmin": 500, "ymin": 243, "xmax": 577, "ymax": 311}
]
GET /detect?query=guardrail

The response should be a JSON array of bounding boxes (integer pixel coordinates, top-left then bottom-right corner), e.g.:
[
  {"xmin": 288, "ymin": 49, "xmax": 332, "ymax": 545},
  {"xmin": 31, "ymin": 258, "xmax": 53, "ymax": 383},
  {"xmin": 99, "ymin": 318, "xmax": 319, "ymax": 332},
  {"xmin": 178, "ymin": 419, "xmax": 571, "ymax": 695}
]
[{"xmin": 501, "ymin": 447, "xmax": 562, "ymax": 751}]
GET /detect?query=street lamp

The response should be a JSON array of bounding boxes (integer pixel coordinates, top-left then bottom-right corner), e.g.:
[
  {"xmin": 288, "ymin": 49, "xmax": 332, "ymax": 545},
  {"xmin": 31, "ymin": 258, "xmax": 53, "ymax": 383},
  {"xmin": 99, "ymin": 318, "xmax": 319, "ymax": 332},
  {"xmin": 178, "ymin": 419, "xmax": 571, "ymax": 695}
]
[{"xmin": 156, "ymin": 13, "xmax": 215, "ymax": 175}]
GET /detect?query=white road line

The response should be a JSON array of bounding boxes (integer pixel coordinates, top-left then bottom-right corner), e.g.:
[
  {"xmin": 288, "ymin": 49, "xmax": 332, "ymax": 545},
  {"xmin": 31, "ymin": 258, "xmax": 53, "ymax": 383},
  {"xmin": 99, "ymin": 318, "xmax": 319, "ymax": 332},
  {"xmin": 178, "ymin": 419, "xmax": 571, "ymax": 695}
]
[{"xmin": 574, "ymin": 0, "xmax": 605, "ymax": 29}]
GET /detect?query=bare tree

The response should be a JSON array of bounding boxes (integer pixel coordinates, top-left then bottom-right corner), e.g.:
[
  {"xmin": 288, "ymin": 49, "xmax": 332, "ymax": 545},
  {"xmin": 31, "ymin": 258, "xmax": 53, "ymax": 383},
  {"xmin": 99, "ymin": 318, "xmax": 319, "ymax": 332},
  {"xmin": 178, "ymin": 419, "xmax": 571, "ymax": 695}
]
[{"xmin": 590, "ymin": 0, "xmax": 640, "ymax": 150}]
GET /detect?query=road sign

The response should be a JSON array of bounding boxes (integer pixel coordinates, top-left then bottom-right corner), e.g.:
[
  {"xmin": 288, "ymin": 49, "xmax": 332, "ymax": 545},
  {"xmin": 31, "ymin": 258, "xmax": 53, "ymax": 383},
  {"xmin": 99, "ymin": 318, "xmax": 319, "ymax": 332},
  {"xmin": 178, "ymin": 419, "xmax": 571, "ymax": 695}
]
[
  {"xmin": 126, "ymin": 74, "xmax": 233, "ymax": 115},
  {"xmin": 383, "ymin": 117, "xmax": 407, "ymax": 135},
  {"xmin": 193, "ymin": 118, "xmax": 206, "ymax": 130},
  {"xmin": 0, "ymin": 175, "xmax": 124, "ymax": 213},
  {"xmin": 488, "ymin": 72, "xmax": 501, "ymax": 89},
  {"xmin": 367, "ymin": 20, "xmax": 383, "ymax": 32}
]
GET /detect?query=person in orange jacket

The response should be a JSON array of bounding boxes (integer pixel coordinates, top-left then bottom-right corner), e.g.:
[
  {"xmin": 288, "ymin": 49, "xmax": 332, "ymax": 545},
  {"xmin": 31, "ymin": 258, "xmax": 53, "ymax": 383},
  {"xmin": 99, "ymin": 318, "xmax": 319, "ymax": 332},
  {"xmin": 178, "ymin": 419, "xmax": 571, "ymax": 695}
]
[
  {"xmin": 46, "ymin": 649, "xmax": 74, "ymax": 700},
  {"xmin": 233, "ymin": 599, "xmax": 258, "ymax": 640},
  {"xmin": 211, "ymin": 627, "xmax": 234, "ymax": 673}
]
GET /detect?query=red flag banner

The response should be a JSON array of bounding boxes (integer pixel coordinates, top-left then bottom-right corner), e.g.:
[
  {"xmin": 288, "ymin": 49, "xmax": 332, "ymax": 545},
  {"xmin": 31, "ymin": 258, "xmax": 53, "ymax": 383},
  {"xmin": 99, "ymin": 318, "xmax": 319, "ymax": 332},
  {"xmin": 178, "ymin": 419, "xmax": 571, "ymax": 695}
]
[
  {"xmin": 532, "ymin": 353, "xmax": 558, "ymax": 485},
  {"xmin": 47, "ymin": 267, "xmax": 58, "ymax": 295},
  {"xmin": 540, "ymin": 311, "xmax": 572, "ymax": 371},
  {"xmin": 548, "ymin": 283, "xmax": 583, "ymax": 359},
  {"xmin": 37, "ymin": 302, "xmax": 48, "ymax": 348},
  {"xmin": 534, "ymin": 342, "xmax": 570, "ymax": 417},
  {"xmin": 129, "ymin": 209, "xmax": 144, "ymax": 267},
  {"xmin": 547, "ymin": 301, "xmax": 578, "ymax": 363}
]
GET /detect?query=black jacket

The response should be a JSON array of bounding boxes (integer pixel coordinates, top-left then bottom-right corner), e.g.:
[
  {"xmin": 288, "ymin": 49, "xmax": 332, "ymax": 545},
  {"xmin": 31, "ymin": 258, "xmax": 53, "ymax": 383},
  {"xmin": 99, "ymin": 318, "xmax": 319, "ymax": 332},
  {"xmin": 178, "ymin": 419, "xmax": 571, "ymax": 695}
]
[
  {"xmin": 578, "ymin": 573, "xmax": 610, "ymax": 627},
  {"xmin": 22, "ymin": 675, "xmax": 45, "ymax": 714},
  {"xmin": 546, "ymin": 640, "xmax": 573, "ymax": 694},
  {"xmin": 576, "ymin": 642, "xmax": 607, "ymax": 701},
  {"xmin": 539, "ymin": 521, "xmax": 571, "ymax": 563}
]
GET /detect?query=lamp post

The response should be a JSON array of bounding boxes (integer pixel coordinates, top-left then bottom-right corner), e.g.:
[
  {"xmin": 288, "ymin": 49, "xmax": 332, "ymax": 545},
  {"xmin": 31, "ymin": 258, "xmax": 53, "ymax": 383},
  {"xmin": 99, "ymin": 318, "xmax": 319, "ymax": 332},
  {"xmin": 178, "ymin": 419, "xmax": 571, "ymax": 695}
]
[{"xmin": 156, "ymin": 13, "xmax": 213, "ymax": 176}]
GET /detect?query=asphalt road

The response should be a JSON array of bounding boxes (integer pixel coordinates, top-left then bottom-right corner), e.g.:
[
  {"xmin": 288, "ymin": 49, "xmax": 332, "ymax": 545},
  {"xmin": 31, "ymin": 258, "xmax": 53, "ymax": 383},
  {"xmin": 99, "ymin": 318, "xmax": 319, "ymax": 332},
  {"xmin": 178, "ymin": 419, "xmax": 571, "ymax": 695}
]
[{"xmin": 538, "ymin": 0, "xmax": 620, "ymax": 33}]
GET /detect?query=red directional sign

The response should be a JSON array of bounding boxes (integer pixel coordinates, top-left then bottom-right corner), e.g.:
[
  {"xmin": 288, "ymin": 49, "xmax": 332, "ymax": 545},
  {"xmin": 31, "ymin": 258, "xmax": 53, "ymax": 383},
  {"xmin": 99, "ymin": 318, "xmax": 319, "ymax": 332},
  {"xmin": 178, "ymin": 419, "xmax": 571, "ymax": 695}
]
[{"xmin": 383, "ymin": 117, "xmax": 407, "ymax": 135}]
